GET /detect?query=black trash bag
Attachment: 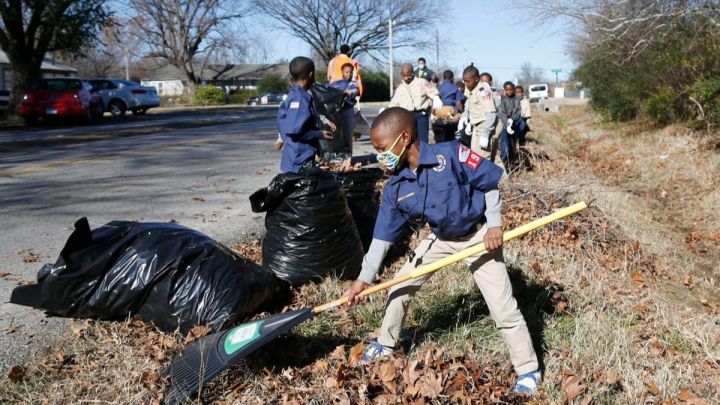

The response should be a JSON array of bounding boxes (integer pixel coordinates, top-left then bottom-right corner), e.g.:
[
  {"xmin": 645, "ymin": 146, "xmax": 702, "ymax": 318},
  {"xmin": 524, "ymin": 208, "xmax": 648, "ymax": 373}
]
[
  {"xmin": 332, "ymin": 168, "xmax": 386, "ymax": 252},
  {"xmin": 10, "ymin": 218, "xmax": 283, "ymax": 334},
  {"xmin": 311, "ymin": 82, "xmax": 348, "ymax": 161},
  {"xmin": 432, "ymin": 118, "xmax": 459, "ymax": 143},
  {"xmin": 251, "ymin": 169, "xmax": 364, "ymax": 286}
]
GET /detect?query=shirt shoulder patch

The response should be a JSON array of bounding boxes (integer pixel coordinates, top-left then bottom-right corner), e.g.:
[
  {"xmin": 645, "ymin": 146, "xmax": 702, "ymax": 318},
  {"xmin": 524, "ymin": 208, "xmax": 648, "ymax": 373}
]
[
  {"xmin": 289, "ymin": 101, "xmax": 300, "ymax": 109},
  {"xmin": 464, "ymin": 149, "xmax": 483, "ymax": 169}
]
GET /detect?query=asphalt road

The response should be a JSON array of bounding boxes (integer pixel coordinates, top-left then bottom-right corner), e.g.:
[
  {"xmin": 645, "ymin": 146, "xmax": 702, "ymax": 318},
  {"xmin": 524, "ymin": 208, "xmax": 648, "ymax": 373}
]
[{"xmin": 0, "ymin": 105, "xmax": 379, "ymax": 372}]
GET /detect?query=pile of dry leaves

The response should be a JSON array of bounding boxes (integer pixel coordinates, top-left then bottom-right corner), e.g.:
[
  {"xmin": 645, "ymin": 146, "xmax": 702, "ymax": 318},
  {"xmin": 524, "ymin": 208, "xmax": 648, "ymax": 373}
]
[{"xmin": 206, "ymin": 344, "xmax": 531, "ymax": 404}]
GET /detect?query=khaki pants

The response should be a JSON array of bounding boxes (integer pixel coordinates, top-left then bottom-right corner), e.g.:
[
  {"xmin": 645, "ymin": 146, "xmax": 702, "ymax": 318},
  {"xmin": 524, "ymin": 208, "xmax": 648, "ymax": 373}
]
[
  {"xmin": 376, "ymin": 226, "xmax": 539, "ymax": 375},
  {"xmin": 470, "ymin": 112, "xmax": 498, "ymax": 159}
]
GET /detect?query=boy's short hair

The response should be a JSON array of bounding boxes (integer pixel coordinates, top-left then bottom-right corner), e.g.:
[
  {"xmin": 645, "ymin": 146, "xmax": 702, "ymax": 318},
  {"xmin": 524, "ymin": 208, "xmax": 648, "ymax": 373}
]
[
  {"xmin": 480, "ymin": 72, "xmax": 492, "ymax": 81},
  {"xmin": 462, "ymin": 65, "xmax": 479, "ymax": 77},
  {"xmin": 515, "ymin": 85, "xmax": 525, "ymax": 92},
  {"xmin": 418, "ymin": 57, "xmax": 426, "ymax": 63},
  {"xmin": 289, "ymin": 56, "xmax": 315, "ymax": 81},
  {"xmin": 340, "ymin": 44, "xmax": 351, "ymax": 54},
  {"xmin": 341, "ymin": 62, "xmax": 354, "ymax": 71},
  {"xmin": 503, "ymin": 81, "xmax": 515, "ymax": 89},
  {"xmin": 443, "ymin": 70, "xmax": 454, "ymax": 80}
]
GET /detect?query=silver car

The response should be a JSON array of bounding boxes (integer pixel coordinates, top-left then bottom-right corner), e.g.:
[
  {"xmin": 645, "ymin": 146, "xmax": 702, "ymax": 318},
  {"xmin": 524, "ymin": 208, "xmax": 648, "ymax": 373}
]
[{"xmin": 89, "ymin": 78, "xmax": 161, "ymax": 116}]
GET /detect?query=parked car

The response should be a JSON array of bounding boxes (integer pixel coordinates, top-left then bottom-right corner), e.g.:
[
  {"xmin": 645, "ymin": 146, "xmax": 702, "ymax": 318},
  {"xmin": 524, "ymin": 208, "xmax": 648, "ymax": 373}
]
[
  {"xmin": 529, "ymin": 83, "xmax": 549, "ymax": 102},
  {"xmin": 89, "ymin": 78, "xmax": 160, "ymax": 117},
  {"xmin": 246, "ymin": 92, "xmax": 287, "ymax": 106},
  {"xmin": 19, "ymin": 78, "xmax": 103, "ymax": 125}
]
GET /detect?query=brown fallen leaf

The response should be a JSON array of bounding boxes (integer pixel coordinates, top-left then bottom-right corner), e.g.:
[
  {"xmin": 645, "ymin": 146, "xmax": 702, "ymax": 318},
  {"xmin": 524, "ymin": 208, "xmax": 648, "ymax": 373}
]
[
  {"xmin": 678, "ymin": 388, "xmax": 709, "ymax": 404},
  {"xmin": 644, "ymin": 378, "xmax": 660, "ymax": 396},
  {"xmin": 403, "ymin": 359, "xmax": 421, "ymax": 386},
  {"xmin": 19, "ymin": 249, "xmax": 40, "ymax": 263},
  {"xmin": 561, "ymin": 373, "xmax": 586, "ymax": 403},
  {"xmin": 7, "ymin": 365, "xmax": 26, "ymax": 382},
  {"xmin": 605, "ymin": 370, "xmax": 619, "ymax": 385},
  {"xmin": 312, "ymin": 359, "xmax": 329, "ymax": 373},
  {"xmin": 329, "ymin": 345, "xmax": 346, "ymax": 360},
  {"xmin": 683, "ymin": 274, "xmax": 693, "ymax": 287},
  {"xmin": 416, "ymin": 369, "xmax": 442, "ymax": 399},
  {"xmin": 631, "ymin": 272, "xmax": 645, "ymax": 284},
  {"xmin": 184, "ymin": 325, "xmax": 210, "ymax": 344},
  {"xmin": 192, "ymin": 196, "xmax": 205, "ymax": 202},
  {"xmin": 348, "ymin": 341, "xmax": 364, "ymax": 366},
  {"xmin": 531, "ymin": 261, "xmax": 542, "ymax": 274},
  {"xmin": 378, "ymin": 361, "xmax": 396, "ymax": 383}
]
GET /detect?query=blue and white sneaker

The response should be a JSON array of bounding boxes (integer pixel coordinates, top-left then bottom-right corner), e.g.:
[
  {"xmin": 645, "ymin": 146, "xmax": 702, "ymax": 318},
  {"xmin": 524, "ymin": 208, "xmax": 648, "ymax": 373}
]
[
  {"xmin": 360, "ymin": 340, "xmax": 393, "ymax": 363},
  {"xmin": 513, "ymin": 370, "xmax": 542, "ymax": 394}
]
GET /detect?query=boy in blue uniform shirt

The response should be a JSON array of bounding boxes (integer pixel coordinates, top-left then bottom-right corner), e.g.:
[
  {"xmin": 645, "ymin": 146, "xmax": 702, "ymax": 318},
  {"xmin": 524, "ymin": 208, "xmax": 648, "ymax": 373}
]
[
  {"xmin": 343, "ymin": 107, "xmax": 541, "ymax": 394},
  {"xmin": 438, "ymin": 70, "xmax": 465, "ymax": 112},
  {"xmin": 277, "ymin": 56, "xmax": 335, "ymax": 172},
  {"xmin": 330, "ymin": 63, "xmax": 360, "ymax": 155}
]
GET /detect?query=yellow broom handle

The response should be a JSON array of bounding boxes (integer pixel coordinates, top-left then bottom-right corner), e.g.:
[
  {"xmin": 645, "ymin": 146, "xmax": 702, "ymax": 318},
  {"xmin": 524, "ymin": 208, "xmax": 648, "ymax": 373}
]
[{"xmin": 313, "ymin": 201, "xmax": 587, "ymax": 313}]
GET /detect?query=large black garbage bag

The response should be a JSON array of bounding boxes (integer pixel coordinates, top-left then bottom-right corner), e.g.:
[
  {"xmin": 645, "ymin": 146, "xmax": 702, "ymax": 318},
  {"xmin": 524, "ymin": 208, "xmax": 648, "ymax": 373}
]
[
  {"xmin": 250, "ymin": 170, "xmax": 364, "ymax": 286},
  {"xmin": 332, "ymin": 168, "xmax": 386, "ymax": 252},
  {"xmin": 10, "ymin": 218, "xmax": 283, "ymax": 334},
  {"xmin": 311, "ymin": 82, "xmax": 348, "ymax": 160}
]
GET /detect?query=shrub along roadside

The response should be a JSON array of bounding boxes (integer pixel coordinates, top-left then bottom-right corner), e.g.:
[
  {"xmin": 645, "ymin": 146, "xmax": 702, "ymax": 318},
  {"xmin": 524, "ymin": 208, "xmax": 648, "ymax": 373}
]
[
  {"xmin": 573, "ymin": 11, "xmax": 720, "ymax": 129},
  {"xmin": 193, "ymin": 86, "xmax": 227, "ymax": 106}
]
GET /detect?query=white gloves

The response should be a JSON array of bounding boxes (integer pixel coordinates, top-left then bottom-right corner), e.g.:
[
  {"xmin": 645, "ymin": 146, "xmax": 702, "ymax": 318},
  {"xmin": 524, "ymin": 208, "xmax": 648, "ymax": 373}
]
[
  {"xmin": 432, "ymin": 96, "xmax": 443, "ymax": 110},
  {"xmin": 506, "ymin": 118, "xmax": 515, "ymax": 135}
]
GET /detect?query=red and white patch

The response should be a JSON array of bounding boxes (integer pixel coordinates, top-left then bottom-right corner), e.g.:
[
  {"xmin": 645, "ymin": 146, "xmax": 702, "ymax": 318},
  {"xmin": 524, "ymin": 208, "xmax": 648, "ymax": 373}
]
[
  {"xmin": 481, "ymin": 92, "xmax": 492, "ymax": 101},
  {"xmin": 465, "ymin": 150, "xmax": 483, "ymax": 169}
]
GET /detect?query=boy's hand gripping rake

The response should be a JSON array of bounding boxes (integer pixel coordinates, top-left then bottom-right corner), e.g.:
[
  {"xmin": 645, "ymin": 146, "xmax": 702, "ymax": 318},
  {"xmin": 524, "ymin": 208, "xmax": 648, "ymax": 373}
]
[{"xmin": 165, "ymin": 202, "xmax": 587, "ymax": 403}]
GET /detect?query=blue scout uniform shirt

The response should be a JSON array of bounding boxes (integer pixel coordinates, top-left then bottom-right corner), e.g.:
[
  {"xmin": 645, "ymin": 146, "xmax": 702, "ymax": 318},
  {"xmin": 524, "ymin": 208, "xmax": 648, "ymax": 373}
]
[
  {"xmin": 277, "ymin": 83, "xmax": 323, "ymax": 172},
  {"xmin": 329, "ymin": 79, "xmax": 359, "ymax": 110},
  {"xmin": 373, "ymin": 140, "xmax": 504, "ymax": 242},
  {"xmin": 438, "ymin": 79, "xmax": 465, "ymax": 107}
]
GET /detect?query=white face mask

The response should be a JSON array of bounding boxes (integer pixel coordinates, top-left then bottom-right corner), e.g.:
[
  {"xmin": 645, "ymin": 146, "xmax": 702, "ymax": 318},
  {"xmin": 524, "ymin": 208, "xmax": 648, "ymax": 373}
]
[{"xmin": 418, "ymin": 63, "xmax": 425, "ymax": 69}]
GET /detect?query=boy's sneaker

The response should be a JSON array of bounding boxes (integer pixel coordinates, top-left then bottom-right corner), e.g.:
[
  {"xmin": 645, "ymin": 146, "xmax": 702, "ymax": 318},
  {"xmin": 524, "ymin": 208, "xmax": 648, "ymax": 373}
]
[
  {"xmin": 513, "ymin": 370, "xmax": 542, "ymax": 394},
  {"xmin": 360, "ymin": 340, "xmax": 393, "ymax": 363}
]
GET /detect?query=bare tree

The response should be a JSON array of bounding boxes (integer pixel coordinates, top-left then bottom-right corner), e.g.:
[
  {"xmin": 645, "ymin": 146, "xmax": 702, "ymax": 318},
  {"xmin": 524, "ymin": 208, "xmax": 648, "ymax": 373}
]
[
  {"xmin": 516, "ymin": 62, "xmax": 547, "ymax": 86},
  {"xmin": 55, "ymin": 18, "xmax": 147, "ymax": 79},
  {"xmin": 128, "ymin": 0, "xmax": 249, "ymax": 93},
  {"xmin": 252, "ymin": 0, "xmax": 445, "ymax": 63},
  {"xmin": 512, "ymin": 0, "xmax": 720, "ymax": 63},
  {"xmin": 0, "ymin": 0, "xmax": 110, "ymax": 114}
]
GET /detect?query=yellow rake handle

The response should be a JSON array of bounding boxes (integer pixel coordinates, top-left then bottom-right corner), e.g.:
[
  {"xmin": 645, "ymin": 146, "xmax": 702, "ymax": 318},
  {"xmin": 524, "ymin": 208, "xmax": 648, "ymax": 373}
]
[{"xmin": 313, "ymin": 201, "xmax": 587, "ymax": 314}]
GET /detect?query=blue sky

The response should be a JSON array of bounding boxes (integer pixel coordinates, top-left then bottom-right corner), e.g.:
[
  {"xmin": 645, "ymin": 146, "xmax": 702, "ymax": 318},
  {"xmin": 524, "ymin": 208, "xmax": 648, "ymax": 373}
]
[{"xmin": 260, "ymin": 0, "xmax": 575, "ymax": 84}]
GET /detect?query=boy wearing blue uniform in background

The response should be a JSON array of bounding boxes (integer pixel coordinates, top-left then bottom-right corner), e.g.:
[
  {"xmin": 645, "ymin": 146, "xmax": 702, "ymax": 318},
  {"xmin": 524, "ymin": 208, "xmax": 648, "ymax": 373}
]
[
  {"xmin": 277, "ymin": 56, "xmax": 335, "ymax": 172},
  {"xmin": 330, "ymin": 63, "xmax": 360, "ymax": 155},
  {"xmin": 438, "ymin": 70, "xmax": 465, "ymax": 112},
  {"xmin": 343, "ymin": 107, "xmax": 542, "ymax": 395}
]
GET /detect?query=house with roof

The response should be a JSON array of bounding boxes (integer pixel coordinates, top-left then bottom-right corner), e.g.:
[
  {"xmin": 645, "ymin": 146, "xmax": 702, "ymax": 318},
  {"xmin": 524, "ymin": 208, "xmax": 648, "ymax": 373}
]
[
  {"xmin": 140, "ymin": 63, "xmax": 290, "ymax": 96},
  {"xmin": 0, "ymin": 50, "xmax": 78, "ymax": 106}
]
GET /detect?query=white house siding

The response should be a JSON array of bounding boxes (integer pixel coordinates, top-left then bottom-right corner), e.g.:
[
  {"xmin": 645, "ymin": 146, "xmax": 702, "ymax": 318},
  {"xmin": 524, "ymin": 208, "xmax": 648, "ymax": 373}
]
[{"xmin": 141, "ymin": 80, "xmax": 185, "ymax": 96}]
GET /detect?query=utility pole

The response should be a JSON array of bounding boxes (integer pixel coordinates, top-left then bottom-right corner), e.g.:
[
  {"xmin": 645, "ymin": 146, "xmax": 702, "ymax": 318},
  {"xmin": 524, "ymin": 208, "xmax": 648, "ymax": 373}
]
[
  {"xmin": 434, "ymin": 28, "xmax": 439, "ymax": 71},
  {"xmin": 388, "ymin": 19, "xmax": 395, "ymax": 98},
  {"xmin": 124, "ymin": 48, "xmax": 130, "ymax": 80}
]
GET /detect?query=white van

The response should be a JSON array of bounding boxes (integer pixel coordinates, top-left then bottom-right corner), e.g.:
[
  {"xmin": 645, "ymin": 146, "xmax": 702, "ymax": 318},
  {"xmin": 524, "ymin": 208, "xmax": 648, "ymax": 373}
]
[{"xmin": 529, "ymin": 84, "xmax": 549, "ymax": 102}]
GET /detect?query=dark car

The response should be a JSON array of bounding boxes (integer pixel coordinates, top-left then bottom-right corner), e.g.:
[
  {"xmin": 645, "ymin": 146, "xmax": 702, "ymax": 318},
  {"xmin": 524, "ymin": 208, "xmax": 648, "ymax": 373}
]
[
  {"xmin": 246, "ymin": 92, "xmax": 287, "ymax": 106},
  {"xmin": 19, "ymin": 78, "xmax": 103, "ymax": 125}
]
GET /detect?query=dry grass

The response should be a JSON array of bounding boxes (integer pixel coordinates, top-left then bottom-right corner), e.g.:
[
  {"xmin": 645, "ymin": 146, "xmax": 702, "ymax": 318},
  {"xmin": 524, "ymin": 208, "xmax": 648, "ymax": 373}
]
[{"xmin": 1, "ymin": 106, "xmax": 719, "ymax": 404}]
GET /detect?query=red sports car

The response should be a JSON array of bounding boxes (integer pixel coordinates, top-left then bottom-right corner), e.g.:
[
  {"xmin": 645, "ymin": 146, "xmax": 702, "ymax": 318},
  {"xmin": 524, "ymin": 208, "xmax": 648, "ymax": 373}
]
[{"xmin": 20, "ymin": 78, "xmax": 104, "ymax": 125}]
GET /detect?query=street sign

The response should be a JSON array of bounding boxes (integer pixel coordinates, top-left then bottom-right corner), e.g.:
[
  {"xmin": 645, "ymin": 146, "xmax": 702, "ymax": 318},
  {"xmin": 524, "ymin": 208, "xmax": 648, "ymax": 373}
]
[{"xmin": 551, "ymin": 68, "xmax": 562, "ymax": 73}]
